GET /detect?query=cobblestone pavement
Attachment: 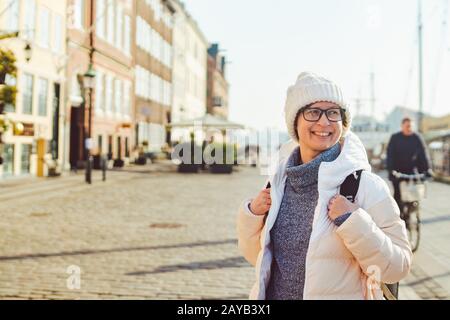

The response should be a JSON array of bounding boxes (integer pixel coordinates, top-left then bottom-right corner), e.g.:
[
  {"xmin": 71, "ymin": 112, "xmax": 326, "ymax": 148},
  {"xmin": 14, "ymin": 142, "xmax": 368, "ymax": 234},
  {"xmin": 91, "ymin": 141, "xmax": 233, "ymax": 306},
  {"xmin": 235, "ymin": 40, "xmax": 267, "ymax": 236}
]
[{"xmin": 0, "ymin": 164, "xmax": 448, "ymax": 300}]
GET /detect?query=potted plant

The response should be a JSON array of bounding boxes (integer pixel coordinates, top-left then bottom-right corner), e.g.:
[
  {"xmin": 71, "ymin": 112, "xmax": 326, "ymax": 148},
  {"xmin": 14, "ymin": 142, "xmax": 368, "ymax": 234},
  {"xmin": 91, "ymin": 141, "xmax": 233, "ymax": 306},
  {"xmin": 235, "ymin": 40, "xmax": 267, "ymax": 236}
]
[
  {"xmin": 113, "ymin": 158, "xmax": 124, "ymax": 167},
  {"xmin": 135, "ymin": 145, "xmax": 147, "ymax": 165},
  {"xmin": 207, "ymin": 143, "xmax": 235, "ymax": 174},
  {"xmin": 176, "ymin": 141, "xmax": 201, "ymax": 173}
]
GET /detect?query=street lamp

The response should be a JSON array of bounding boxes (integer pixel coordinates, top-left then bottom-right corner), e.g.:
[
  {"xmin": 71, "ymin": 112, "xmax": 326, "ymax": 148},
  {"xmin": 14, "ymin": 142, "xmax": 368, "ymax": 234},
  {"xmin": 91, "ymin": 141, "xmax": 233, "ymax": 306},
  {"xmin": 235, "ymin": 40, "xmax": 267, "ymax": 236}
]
[
  {"xmin": 24, "ymin": 42, "xmax": 32, "ymax": 62},
  {"xmin": 83, "ymin": 63, "xmax": 96, "ymax": 184}
]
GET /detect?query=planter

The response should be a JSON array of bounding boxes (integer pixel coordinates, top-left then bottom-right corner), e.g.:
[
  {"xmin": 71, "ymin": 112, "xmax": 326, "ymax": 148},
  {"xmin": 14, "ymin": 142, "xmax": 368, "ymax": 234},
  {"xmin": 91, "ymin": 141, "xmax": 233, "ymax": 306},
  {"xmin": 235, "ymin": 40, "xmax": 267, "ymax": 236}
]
[
  {"xmin": 48, "ymin": 167, "xmax": 61, "ymax": 177},
  {"xmin": 209, "ymin": 164, "xmax": 233, "ymax": 174},
  {"xmin": 178, "ymin": 163, "xmax": 200, "ymax": 173},
  {"xmin": 113, "ymin": 159, "xmax": 125, "ymax": 168},
  {"xmin": 135, "ymin": 156, "xmax": 147, "ymax": 165}
]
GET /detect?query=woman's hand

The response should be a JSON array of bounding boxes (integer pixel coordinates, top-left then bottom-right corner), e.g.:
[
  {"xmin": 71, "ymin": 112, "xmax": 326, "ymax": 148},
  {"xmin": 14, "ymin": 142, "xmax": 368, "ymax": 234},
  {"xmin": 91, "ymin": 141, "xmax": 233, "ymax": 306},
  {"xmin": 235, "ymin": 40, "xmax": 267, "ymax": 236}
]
[
  {"xmin": 250, "ymin": 188, "xmax": 271, "ymax": 216},
  {"xmin": 327, "ymin": 194, "xmax": 359, "ymax": 221}
]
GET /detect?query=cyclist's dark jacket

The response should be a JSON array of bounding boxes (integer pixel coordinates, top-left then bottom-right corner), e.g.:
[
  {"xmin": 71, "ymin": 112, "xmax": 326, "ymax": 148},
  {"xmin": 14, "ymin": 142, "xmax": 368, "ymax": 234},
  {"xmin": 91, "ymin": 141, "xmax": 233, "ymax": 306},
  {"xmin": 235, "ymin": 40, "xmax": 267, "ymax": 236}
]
[{"xmin": 386, "ymin": 132, "xmax": 431, "ymax": 180}]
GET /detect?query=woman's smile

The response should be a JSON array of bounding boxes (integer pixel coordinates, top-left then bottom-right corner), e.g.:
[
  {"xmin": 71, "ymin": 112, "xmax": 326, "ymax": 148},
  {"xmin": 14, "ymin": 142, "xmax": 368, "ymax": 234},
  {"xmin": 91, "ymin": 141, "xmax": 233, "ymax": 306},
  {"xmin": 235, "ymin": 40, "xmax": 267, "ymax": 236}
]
[{"xmin": 311, "ymin": 131, "xmax": 333, "ymax": 137}]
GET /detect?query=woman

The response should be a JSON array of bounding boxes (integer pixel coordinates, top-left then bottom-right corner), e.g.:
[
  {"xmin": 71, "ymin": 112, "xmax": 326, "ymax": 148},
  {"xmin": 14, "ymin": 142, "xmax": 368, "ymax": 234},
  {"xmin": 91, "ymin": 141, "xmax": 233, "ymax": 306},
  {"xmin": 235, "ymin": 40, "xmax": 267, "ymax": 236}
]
[{"xmin": 237, "ymin": 72, "xmax": 412, "ymax": 300}]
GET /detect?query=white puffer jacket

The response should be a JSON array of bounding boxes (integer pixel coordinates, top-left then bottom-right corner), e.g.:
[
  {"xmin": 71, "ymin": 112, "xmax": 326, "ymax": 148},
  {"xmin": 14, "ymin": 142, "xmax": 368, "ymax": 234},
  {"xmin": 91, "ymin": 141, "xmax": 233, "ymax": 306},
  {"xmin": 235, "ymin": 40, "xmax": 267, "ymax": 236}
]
[{"xmin": 237, "ymin": 131, "xmax": 412, "ymax": 300}]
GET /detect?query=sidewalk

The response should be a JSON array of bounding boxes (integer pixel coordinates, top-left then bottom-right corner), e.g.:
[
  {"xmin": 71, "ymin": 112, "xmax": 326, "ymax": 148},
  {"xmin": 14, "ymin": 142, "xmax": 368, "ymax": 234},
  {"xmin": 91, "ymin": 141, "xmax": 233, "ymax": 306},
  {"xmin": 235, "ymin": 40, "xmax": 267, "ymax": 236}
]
[
  {"xmin": 0, "ymin": 166, "xmax": 448, "ymax": 300},
  {"xmin": 0, "ymin": 161, "xmax": 178, "ymax": 201},
  {"xmin": 377, "ymin": 169, "xmax": 450, "ymax": 300}
]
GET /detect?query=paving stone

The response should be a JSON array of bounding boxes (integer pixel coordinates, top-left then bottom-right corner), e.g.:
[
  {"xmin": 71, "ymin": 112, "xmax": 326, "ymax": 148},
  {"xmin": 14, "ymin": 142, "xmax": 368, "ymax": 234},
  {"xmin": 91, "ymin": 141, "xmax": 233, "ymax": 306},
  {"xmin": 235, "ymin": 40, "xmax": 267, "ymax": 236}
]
[{"xmin": 0, "ymin": 167, "xmax": 449, "ymax": 299}]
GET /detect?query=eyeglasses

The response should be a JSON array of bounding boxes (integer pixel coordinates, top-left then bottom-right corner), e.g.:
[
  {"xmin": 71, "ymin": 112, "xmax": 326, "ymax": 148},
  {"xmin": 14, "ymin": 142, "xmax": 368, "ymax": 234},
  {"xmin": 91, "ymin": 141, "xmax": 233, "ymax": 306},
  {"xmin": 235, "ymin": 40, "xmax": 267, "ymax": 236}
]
[{"xmin": 301, "ymin": 107, "xmax": 345, "ymax": 122}]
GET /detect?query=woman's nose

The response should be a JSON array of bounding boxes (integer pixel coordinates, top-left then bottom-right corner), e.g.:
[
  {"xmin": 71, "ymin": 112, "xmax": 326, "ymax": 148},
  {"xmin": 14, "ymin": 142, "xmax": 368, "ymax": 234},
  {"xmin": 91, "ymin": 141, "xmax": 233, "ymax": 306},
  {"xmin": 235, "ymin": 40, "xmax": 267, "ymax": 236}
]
[{"xmin": 317, "ymin": 112, "xmax": 331, "ymax": 126}]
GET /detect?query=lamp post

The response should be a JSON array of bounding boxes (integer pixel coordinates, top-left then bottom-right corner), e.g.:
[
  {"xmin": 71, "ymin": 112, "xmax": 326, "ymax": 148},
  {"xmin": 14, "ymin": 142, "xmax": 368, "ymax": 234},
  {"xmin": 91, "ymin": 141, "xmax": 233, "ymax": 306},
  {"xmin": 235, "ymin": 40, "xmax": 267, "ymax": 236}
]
[
  {"xmin": 24, "ymin": 42, "xmax": 32, "ymax": 62},
  {"xmin": 83, "ymin": 63, "xmax": 96, "ymax": 184}
]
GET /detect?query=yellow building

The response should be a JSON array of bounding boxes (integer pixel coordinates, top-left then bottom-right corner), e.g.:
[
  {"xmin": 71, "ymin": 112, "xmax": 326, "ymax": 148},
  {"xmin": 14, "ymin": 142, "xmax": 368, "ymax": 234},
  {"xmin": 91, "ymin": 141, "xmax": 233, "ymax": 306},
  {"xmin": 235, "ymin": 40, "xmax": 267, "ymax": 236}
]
[
  {"xmin": 0, "ymin": 0, "xmax": 67, "ymax": 178},
  {"xmin": 422, "ymin": 114, "xmax": 450, "ymax": 178},
  {"xmin": 422, "ymin": 114, "xmax": 450, "ymax": 133}
]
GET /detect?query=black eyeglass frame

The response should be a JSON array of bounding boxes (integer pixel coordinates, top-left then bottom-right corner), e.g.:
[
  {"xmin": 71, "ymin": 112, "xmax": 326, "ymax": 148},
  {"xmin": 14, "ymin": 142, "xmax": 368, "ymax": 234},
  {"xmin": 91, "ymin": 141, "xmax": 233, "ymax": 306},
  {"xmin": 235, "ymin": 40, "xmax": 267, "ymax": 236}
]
[{"xmin": 300, "ymin": 107, "xmax": 346, "ymax": 122}]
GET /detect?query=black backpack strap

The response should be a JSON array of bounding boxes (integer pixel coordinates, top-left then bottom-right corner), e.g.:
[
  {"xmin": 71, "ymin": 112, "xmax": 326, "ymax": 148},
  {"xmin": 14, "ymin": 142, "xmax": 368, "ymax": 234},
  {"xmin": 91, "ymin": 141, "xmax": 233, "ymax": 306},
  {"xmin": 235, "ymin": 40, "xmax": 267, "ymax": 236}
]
[{"xmin": 339, "ymin": 170, "xmax": 363, "ymax": 203}]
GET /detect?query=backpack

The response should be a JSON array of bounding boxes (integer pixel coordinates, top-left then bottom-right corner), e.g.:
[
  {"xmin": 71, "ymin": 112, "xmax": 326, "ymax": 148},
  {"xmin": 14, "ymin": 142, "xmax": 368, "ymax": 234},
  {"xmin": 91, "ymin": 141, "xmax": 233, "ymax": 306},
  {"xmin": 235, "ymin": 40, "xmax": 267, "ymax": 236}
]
[{"xmin": 340, "ymin": 170, "xmax": 399, "ymax": 300}]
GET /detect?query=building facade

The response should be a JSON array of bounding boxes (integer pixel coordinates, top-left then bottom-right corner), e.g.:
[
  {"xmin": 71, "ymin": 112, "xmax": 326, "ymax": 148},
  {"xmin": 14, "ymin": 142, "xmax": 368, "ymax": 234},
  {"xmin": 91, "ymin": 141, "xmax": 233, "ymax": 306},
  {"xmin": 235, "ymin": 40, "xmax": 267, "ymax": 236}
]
[
  {"xmin": 422, "ymin": 114, "xmax": 450, "ymax": 133},
  {"xmin": 422, "ymin": 114, "xmax": 450, "ymax": 178},
  {"xmin": 206, "ymin": 43, "xmax": 229, "ymax": 120},
  {"xmin": 170, "ymin": 0, "xmax": 208, "ymax": 143},
  {"xmin": 385, "ymin": 106, "xmax": 424, "ymax": 134},
  {"xmin": 134, "ymin": 0, "xmax": 175, "ymax": 153},
  {"xmin": 0, "ymin": 0, "xmax": 67, "ymax": 178},
  {"xmin": 66, "ymin": 0, "xmax": 134, "ymax": 169}
]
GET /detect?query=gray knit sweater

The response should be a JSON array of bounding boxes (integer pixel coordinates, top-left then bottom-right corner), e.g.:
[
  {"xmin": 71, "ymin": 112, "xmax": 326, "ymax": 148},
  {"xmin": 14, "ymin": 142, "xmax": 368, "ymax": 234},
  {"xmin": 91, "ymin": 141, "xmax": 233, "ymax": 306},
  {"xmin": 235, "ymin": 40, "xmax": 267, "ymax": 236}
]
[{"xmin": 266, "ymin": 143, "xmax": 341, "ymax": 300}]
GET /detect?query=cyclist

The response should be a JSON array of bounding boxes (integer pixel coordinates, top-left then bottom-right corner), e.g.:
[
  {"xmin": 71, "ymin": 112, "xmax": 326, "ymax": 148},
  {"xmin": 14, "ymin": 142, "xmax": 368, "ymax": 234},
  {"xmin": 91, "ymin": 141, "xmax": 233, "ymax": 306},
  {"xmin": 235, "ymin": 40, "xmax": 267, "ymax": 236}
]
[{"xmin": 386, "ymin": 117, "xmax": 432, "ymax": 210}]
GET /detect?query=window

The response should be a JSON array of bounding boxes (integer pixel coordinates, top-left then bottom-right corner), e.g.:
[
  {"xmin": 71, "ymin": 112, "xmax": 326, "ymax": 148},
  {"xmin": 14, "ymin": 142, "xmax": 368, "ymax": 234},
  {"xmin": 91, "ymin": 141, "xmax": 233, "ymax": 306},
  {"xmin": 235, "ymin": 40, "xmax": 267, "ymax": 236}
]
[
  {"xmin": 163, "ymin": 81, "xmax": 171, "ymax": 106},
  {"xmin": 23, "ymin": 0, "xmax": 36, "ymax": 40},
  {"xmin": 153, "ymin": 0, "xmax": 161, "ymax": 21},
  {"xmin": 124, "ymin": 15, "xmax": 131, "ymax": 54},
  {"xmin": 73, "ymin": 0, "xmax": 84, "ymax": 29},
  {"xmin": 107, "ymin": 0, "xmax": 115, "ymax": 43},
  {"xmin": 105, "ymin": 75, "xmax": 112, "ymax": 113},
  {"xmin": 96, "ymin": 0, "xmax": 106, "ymax": 38},
  {"xmin": 95, "ymin": 70, "xmax": 104, "ymax": 113},
  {"xmin": 115, "ymin": 4, "xmax": 123, "ymax": 48},
  {"xmin": 2, "ymin": 144, "xmax": 14, "ymax": 177},
  {"xmin": 21, "ymin": 144, "xmax": 32, "ymax": 174},
  {"xmin": 150, "ymin": 73, "xmax": 156, "ymax": 101},
  {"xmin": 213, "ymin": 96, "xmax": 223, "ymax": 107},
  {"xmin": 22, "ymin": 74, "xmax": 34, "ymax": 115},
  {"xmin": 38, "ymin": 78, "xmax": 48, "ymax": 116},
  {"xmin": 7, "ymin": 0, "xmax": 19, "ymax": 31},
  {"xmin": 157, "ymin": 76, "xmax": 162, "ymax": 104},
  {"xmin": 136, "ymin": 17, "xmax": 140, "ymax": 47},
  {"xmin": 136, "ymin": 66, "xmax": 153, "ymax": 101},
  {"xmin": 114, "ymin": 79, "xmax": 122, "ymax": 115},
  {"xmin": 53, "ymin": 14, "xmax": 63, "ymax": 53},
  {"xmin": 134, "ymin": 66, "xmax": 139, "ymax": 95},
  {"xmin": 155, "ymin": 33, "xmax": 161, "ymax": 61},
  {"xmin": 39, "ymin": 6, "xmax": 50, "ymax": 48},
  {"xmin": 123, "ymin": 81, "xmax": 131, "ymax": 116}
]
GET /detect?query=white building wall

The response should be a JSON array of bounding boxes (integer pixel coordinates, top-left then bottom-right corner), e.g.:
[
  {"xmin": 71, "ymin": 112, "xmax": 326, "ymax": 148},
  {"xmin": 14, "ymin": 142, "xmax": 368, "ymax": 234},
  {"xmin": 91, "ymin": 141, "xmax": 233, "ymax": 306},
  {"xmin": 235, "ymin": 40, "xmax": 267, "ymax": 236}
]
[{"xmin": 171, "ymin": 2, "xmax": 208, "ymax": 142}]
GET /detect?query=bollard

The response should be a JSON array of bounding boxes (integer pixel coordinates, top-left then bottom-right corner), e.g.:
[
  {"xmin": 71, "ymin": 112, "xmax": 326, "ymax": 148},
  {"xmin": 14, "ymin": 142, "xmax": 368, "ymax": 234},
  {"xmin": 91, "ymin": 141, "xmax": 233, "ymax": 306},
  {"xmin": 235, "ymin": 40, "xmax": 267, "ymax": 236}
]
[
  {"xmin": 102, "ymin": 156, "xmax": 107, "ymax": 181},
  {"xmin": 85, "ymin": 156, "xmax": 92, "ymax": 184}
]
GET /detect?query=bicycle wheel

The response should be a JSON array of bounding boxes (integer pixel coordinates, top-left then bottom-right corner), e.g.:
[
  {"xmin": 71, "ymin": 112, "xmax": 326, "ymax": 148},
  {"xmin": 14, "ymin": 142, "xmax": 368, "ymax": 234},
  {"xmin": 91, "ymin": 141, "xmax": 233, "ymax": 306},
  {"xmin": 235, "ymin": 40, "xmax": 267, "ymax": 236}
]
[{"xmin": 403, "ymin": 202, "xmax": 421, "ymax": 252}]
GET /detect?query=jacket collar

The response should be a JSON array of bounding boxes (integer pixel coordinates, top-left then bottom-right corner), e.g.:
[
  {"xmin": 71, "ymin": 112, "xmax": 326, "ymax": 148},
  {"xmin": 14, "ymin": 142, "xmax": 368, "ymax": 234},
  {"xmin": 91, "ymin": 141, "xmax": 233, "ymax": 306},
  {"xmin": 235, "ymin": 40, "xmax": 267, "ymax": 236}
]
[
  {"xmin": 319, "ymin": 131, "xmax": 372, "ymax": 191},
  {"xmin": 271, "ymin": 131, "xmax": 370, "ymax": 188}
]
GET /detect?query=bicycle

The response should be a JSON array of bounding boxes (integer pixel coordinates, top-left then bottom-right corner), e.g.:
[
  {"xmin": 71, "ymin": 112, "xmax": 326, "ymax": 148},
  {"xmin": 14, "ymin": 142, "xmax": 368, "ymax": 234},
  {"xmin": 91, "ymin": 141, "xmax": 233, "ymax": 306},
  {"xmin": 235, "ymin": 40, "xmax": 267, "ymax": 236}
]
[{"xmin": 392, "ymin": 171, "xmax": 429, "ymax": 253}]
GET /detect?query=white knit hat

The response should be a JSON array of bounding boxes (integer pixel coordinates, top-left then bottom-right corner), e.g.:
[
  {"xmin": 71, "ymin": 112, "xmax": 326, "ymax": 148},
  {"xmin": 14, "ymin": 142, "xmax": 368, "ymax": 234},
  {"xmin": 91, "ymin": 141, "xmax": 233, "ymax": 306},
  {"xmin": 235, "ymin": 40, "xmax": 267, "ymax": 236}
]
[{"xmin": 284, "ymin": 72, "xmax": 351, "ymax": 142}]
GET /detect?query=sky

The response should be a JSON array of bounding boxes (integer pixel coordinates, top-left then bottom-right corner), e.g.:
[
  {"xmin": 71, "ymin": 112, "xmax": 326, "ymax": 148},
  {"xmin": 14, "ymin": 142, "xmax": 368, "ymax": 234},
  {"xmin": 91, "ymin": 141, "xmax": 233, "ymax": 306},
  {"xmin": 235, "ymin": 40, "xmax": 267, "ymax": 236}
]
[{"xmin": 183, "ymin": 0, "xmax": 450, "ymax": 131}]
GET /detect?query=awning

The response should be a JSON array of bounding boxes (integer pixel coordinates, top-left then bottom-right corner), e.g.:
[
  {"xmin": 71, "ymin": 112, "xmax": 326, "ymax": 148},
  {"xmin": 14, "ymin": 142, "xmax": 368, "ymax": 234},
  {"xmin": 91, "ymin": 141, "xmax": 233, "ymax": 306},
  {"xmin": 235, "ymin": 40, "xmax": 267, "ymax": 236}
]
[{"xmin": 167, "ymin": 114, "xmax": 245, "ymax": 130}]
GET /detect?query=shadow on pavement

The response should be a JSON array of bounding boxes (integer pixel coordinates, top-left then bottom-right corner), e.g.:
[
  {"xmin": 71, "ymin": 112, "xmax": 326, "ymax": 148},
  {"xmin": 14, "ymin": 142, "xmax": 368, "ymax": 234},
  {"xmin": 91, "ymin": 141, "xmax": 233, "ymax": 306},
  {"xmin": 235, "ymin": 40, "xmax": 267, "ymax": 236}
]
[
  {"xmin": 421, "ymin": 215, "xmax": 450, "ymax": 225},
  {"xmin": 126, "ymin": 256, "xmax": 249, "ymax": 276},
  {"xmin": 0, "ymin": 239, "xmax": 237, "ymax": 262},
  {"xmin": 405, "ymin": 271, "xmax": 450, "ymax": 287}
]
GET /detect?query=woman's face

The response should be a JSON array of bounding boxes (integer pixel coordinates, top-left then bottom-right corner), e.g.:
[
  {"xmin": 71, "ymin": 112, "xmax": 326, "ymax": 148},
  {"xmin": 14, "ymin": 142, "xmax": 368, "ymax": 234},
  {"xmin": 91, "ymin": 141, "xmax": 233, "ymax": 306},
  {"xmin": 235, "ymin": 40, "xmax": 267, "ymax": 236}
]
[{"xmin": 296, "ymin": 101, "xmax": 343, "ymax": 154}]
